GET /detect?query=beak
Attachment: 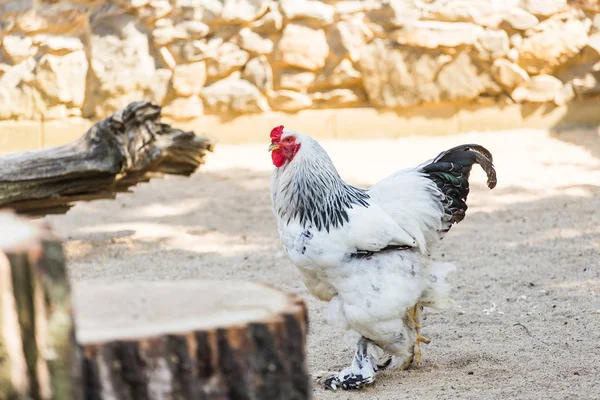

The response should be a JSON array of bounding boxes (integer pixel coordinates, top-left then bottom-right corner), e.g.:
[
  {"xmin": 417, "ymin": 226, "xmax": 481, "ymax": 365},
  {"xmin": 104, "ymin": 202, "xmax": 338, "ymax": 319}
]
[{"xmin": 268, "ymin": 143, "xmax": 279, "ymax": 152}]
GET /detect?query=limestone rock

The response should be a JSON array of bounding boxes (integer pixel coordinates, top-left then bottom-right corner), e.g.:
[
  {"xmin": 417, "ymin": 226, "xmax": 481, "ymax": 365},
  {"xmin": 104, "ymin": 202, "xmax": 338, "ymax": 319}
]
[
  {"xmin": 491, "ymin": 58, "xmax": 529, "ymax": 90},
  {"xmin": 280, "ymin": 0, "xmax": 335, "ymax": 26},
  {"xmin": 251, "ymin": 1, "xmax": 283, "ymax": 33},
  {"xmin": 206, "ymin": 42, "xmax": 250, "ymax": 80},
  {"xmin": 145, "ymin": 68, "xmax": 172, "ymax": 105},
  {"xmin": 42, "ymin": 104, "xmax": 71, "ymax": 120},
  {"xmin": 152, "ymin": 19, "xmax": 177, "ymax": 46},
  {"xmin": 172, "ymin": 62, "xmax": 207, "ymax": 96},
  {"xmin": 330, "ymin": 14, "xmax": 374, "ymax": 62},
  {"xmin": 502, "ymin": 8, "xmax": 539, "ymax": 31},
  {"xmin": 114, "ymin": 0, "xmax": 150, "ymax": 9},
  {"xmin": 554, "ymin": 82, "xmax": 575, "ymax": 105},
  {"xmin": 427, "ymin": 0, "xmax": 529, "ymax": 28},
  {"xmin": 157, "ymin": 46, "xmax": 177, "ymax": 69},
  {"xmin": 162, "ymin": 95, "xmax": 204, "ymax": 120},
  {"xmin": 366, "ymin": 0, "xmax": 421, "ymax": 29},
  {"xmin": 436, "ymin": 51, "xmax": 501, "ymax": 101},
  {"xmin": 0, "ymin": 62, "xmax": 10, "ymax": 79},
  {"xmin": 0, "ymin": 52, "xmax": 87, "ymax": 120},
  {"xmin": 510, "ymin": 34, "xmax": 523, "ymax": 49},
  {"xmin": 475, "ymin": 29, "xmax": 509, "ymax": 61},
  {"xmin": 518, "ymin": 14, "xmax": 590, "ymax": 74},
  {"xmin": 168, "ymin": 40, "xmax": 209, "ymax": 63},
  {"xmin": 577, "ymin": 0, "xmax": 600, "ymax": 13},
  {"xmin": 279, "ymin": 70, "xmax": 316, "ymax": 91},
  {"xmin": 33, "ymin": 51, "xmax": 88, "ymax": 107},
  {"xmin": 33, "ymin": 35, "xmax": 84, "ymax": 55},
  {"xmin": 570, "ymin": 71, "xmax": 600, "ymax": 96},
  {"xmin": 0, "ymin": 0, "xmax": 32, "ymax": 34},
  {"xmin": 243, "ymin": 56, "xmax": 273, "ymax": 92},
  {"xmin": 520, "ymin": 0, "xmax": 567, "ymax": 17},
  {"xmin": 268, "ymin": 90, "xmax": 313, "ymax": 112},
  {"xmin": 2, "ymin": 35, "xmax": 35, "ymax": 64},
  {"xmin": 593, "ymin": 13, "xmax": 600, "ymax": 32},
  {"xmin": 276, "ymin": 24, "xmax": 329, "ymax": 71},
  {"xmin": 316, "ymin": 59, "xmax": 361, "ymax": 88},
  {"xmin": 554, "ymin": 40, "xmax": 600, "ymax": 85},
  {"xmin": 359, "ymin": 39, "xmax": 451, "ymax": 107},
  {"xmin": 335, "ymin": 1, "xmax": 371, "ymax": 15},
  {"xmin": 15, "ymin": 2, "xmax": 88, "ymax": 34},
  {"xmin": 173, "ymin": 0, "xmax": 223, "ymax": 24},
  {"xmin": 366, "ymin": 21, "xmax": 387, "ymax": 40},
  {"xmin": 115, "ymin": 0, "xmax": 150, "ymax": 9},
  {"xmin": 152, "ymin": 19, "xmax": 210, "ymax": 46},
  {"xmin": 236, "ymin": 28, "xmax": 273, "ymax": 54},
  {"xmin": 84, "ymin": 13, "xmax": 155, "ymax": 118},
  {"xmin": 311, "ymin": 88, "xmax": 363, "ymax": 107},
  {"xmin": 429, "ymin": 0, "xmax": 486, "ymax": 23},
  {"xmin": 511, "ymin": 74, "xmax": 563, "ymax": 102},
  {"xmin": 222, "ymin": 0, "xmax": 270, "ymax": 23},
  {"xmin": 588, "ymin": 33, "xmax": 600, "ymax": 55},
  {"xmin": 136, "ymin": 0, "xmax": 173, "ymax": 22},
  {"xmin": 0, "ymin": 58, "xmax": 51, "ymax": 120},
  {"xmin": 202, "ymin": 74, "xmax": 270, "ymax": 113},
  {"xmin": 392, "ymin": 21, "xmax": 484, "ymax": 49}
]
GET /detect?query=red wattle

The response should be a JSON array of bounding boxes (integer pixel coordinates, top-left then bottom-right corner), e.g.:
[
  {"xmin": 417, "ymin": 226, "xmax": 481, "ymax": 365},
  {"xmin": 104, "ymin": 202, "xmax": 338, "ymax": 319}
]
[{"xmin": 272, "ymin": 149, "xmax": 286, "ymax": 167}]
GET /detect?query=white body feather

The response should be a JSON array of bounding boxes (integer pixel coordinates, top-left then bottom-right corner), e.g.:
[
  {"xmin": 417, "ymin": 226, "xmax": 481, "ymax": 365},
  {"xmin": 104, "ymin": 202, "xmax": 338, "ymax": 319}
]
[{"xmin": 271, "ymin": 131, "xmax": 455, "ymax": 356}]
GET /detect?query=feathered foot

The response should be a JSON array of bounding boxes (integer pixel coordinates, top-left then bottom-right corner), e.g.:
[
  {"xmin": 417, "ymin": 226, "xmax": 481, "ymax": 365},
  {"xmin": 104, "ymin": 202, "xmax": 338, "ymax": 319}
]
[
  {"xmin": 317, "ymin": 337, "xmax": 376, "ymax": 391},
  {"xmin": 375, "ymin": 354, "xmax": 393, "ymax": 371},
  {"xmin": 369, "ymin": 342, "xmax": 412, "ymax": 372},
  {"xmin": 409, "ymin": 304, "xmax": 430, "ymax": 363}
]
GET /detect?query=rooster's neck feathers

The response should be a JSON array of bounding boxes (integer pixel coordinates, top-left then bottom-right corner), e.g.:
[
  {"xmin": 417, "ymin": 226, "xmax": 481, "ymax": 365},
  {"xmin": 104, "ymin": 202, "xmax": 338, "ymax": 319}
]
[{"xmin": 271, "ymin": 137, "xmax": 369, "ymax": 232}]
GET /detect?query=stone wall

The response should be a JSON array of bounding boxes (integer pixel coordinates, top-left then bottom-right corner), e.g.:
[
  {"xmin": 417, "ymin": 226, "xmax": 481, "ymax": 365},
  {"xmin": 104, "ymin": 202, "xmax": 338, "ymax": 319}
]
[{"xmin": 1, "ymin": 0, "xmax": 599, "ymax": 123}]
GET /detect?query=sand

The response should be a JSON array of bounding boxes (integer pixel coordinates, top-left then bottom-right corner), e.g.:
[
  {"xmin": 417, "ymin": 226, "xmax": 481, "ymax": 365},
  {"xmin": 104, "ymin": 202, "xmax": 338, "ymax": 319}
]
[{"xmin": 46, "ymin": 127, "xmax": 600, "ymax": 400}]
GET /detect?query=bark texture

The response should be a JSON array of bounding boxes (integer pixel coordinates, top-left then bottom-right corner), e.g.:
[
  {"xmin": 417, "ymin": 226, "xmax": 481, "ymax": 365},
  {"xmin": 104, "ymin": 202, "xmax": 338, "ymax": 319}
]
[
  {"xmin": 76, "ymin": 280, "xmax": 311, "ymax": 400},
  {"xmin": 0, "ymin": 101, "xmax": 215, "ymax": 217},
  {"xmin": 0, "ymin": 212, "xmax": 81, "ymax": 400},
  {"xmin": 0, "ymin": 213, "xmax": 311, "ymax": 400}
]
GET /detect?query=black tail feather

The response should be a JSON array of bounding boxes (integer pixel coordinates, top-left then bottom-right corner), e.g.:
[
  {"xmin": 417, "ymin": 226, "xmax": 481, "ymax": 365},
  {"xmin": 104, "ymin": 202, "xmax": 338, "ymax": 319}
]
[{"xmin": 421, "ymin": 144, "xmax": 496, "ymax": 226}]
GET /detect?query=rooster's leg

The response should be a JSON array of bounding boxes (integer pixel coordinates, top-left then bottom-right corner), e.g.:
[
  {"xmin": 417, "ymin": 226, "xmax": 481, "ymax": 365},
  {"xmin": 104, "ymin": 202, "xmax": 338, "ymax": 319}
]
[
  {"xmin": 409, "ymin": 304, "xmax": 431, "ymax": 363},
  {"xmin": 321, "ymin": 337, "xmax": 376, "ymax": 391}
]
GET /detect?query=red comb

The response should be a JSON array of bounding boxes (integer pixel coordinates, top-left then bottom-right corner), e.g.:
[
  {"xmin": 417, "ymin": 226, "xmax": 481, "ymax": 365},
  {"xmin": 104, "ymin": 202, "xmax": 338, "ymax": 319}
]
[{"xmin": 270, "ymin": 125, "xmax": 284, "ymax": 142}]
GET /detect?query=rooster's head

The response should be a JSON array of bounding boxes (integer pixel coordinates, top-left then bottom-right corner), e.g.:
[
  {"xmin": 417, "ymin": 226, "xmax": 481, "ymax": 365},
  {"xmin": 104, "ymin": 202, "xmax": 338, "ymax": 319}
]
[{"xmin": 268, "ymin": 125, "xmax": 301, "ymax": 167}]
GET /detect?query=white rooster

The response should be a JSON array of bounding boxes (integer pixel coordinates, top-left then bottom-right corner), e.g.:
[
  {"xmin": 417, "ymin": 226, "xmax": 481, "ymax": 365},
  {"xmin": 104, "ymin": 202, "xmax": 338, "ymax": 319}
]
[{"xmin": 269, "ymin": 125, "xmax": 496, "ymax": 390}]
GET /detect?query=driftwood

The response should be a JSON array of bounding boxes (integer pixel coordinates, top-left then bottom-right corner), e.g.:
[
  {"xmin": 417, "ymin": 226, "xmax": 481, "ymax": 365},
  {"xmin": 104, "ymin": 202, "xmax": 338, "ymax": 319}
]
[
  {"xmin": 0, "ymin": 212, "xmax": 311, "ymax": 400},
  {"xmin": 0, "ymin": 101, "xmax": 215, "ymax": 217}
]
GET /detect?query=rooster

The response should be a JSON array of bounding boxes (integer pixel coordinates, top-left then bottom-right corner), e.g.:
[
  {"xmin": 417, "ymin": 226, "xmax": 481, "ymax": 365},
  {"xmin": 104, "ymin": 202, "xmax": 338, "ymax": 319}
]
[{"xmin": 269, "ymin": 125, "xmax": 496, "ymax": 390}]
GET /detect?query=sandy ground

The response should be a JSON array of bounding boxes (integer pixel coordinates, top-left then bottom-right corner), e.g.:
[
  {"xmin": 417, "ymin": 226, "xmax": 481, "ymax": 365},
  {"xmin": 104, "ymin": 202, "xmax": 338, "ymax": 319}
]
[{"xmin": 46, "ymin": 128, "xmax": 600, "ymax": 400}]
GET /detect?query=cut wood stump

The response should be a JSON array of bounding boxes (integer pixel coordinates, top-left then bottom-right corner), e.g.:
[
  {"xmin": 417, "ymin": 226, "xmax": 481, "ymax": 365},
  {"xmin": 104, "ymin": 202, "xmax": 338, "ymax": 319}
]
[
  {"xmin": 0, "ymin": 212, "xmax": 311, "ymax": 400},
  {"xmin": 0, "ymin": 101, "xmax": 215, "ymax": 217},
  {"xmin": 75, "ymin": 280, "xmax": 310, "ymax": 400},
  {"xmin": 0, "ymin": 212, "xmax": 82, "ymax": 400}
]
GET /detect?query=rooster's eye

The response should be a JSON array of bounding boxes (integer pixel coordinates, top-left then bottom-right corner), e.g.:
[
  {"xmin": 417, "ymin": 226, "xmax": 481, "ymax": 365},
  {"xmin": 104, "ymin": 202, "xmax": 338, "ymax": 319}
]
[{"xmin": 284, "ymin": 137, "xmax": 292, "ymax": 142}]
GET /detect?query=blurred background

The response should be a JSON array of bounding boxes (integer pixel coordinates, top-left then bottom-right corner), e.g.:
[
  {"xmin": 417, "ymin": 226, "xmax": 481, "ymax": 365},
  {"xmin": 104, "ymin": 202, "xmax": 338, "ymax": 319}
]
[{"xmin": 2, "ymin": 0, "xmax": 600, "ymax": 147}]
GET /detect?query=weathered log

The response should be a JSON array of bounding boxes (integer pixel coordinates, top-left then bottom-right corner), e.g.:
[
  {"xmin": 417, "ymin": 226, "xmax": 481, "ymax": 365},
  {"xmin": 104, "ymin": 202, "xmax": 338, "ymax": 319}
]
[
  {"xmin": 75, "ymin": 280, "xmax": 310, "ymax": 400},
  {"xmin": 0, "ymin": 212, "xmax": 81, "ymax": 400},
  {"xmin": 0, "ymin": 101, "xmax": 215, "ymax": 217},
  {"xmin": 0, "ymin": 212, "xmax": 311, "ymax": 399}
]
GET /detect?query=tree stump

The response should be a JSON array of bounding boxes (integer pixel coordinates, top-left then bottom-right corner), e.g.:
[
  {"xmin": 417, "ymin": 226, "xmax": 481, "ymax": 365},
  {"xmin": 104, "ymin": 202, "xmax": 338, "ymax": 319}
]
[
  {"xmin": 0, "ymin": 101, "xmax": 215, "ymax": 217},
  {"xmin": 0, "ymin": 212, "xmax": 81, "ymax": 400},
  {"xmin": 75, "ymin": 280, "xmax": 310, "ymax": 400},
  {"xmin": 0, "ymin": 212, "xmax": 311, "ymax": 399}
]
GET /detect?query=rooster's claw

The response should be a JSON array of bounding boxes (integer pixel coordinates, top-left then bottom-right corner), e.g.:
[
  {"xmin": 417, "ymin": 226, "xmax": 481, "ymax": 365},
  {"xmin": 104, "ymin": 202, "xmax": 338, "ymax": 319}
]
[{"xmin": 323, "ymin": 373, "xmax": 375, "ymax": 391}]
